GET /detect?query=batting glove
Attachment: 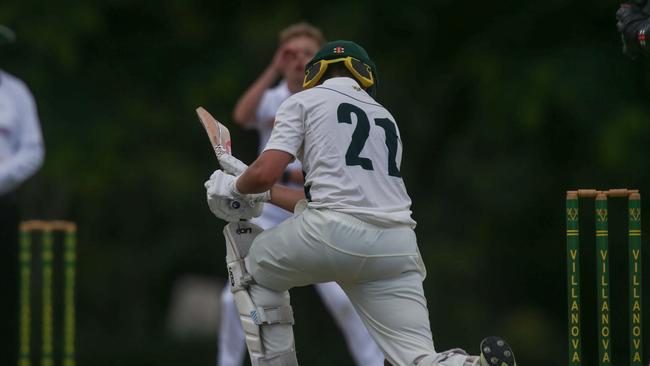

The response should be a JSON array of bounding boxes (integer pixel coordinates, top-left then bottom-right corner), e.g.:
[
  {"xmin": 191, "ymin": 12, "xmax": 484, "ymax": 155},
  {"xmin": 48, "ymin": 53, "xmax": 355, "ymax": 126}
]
[
  {"xmin": 204, "ymin": 171, "xmax": 263, "ymax": 222},
  {"xmin": 205, "ymin": 194, "xmax": 262, "ymax": 222},
  {"xmin": 205, "ymin": 170, "xmax": 271, "ymax": 222},
  {"xmin": 215, "ymin": 155, "xmax": 271, "ymax": 203},
  {"xmin": 218, "ymin": 153, "xmax": 248, "ymax": 176}
]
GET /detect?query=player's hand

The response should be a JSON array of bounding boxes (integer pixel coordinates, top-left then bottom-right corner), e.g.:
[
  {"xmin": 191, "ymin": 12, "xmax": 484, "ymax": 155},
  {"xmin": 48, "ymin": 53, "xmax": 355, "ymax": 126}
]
[
  {"xmin": 208, "ymin": 169, "xmax": 271, "ymax": 203},
  {"xmin": 271, "ymin": 45, "xmax": 298, "ymax": 75},
  {"xmin": 218, "ymin": 153, "xmax": 248, "ymax": 176},
  {"xmin": 205, "ymin": 170, "xmax": 263, "ymax": 222},
  {"xmin": 205, "ymin": 193, "xmax": 262, "ymax": 222}
]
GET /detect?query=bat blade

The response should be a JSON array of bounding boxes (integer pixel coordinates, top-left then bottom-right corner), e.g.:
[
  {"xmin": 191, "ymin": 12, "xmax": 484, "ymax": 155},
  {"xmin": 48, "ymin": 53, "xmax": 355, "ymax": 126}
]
[{"xmin": 196, "ymin": 106, "xmax": 232, "ymax": 157}]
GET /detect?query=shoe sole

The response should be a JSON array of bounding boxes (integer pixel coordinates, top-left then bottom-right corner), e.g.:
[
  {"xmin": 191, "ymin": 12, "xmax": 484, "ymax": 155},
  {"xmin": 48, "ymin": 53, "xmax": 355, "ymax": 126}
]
[{"xmin": 479, "ymin": 336, "xmax": 516, "ymax": 366}]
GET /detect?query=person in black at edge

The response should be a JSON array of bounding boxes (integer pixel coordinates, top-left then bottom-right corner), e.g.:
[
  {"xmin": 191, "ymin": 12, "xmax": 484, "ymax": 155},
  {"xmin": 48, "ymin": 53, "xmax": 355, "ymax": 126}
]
[{"xmin": 617, "ymin": 0, "xmax": 650, "ymax": 58}]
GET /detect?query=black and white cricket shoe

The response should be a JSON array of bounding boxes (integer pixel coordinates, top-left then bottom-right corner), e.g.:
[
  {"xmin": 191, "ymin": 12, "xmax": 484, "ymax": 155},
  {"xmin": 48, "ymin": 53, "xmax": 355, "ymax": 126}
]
[{"xmin": 479, "ymin": 336, "xmax": 516, "ymax": 366}]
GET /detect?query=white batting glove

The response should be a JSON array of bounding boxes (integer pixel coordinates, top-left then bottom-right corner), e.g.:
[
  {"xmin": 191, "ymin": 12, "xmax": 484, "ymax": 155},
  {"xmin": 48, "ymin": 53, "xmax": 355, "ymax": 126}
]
[
  {"xmin": 205, "ymin": 194, "xmax": 262, "ymax": 222},
  {"xmin": 216, "ymin": 154, "xmax": 271, "ymax": 203},
  {"xmin": 204, "ymin": 171, "xmax": 263, "ymax": 222},
  {"xmin": 206, "ymin": 169, "xmax": 271, "ymax": 203},
  {"xmin": 218, "ymin": 153, "xmax": 248, "ymax": 176},
  {"xmin": 246, "ymin": 188, "xmax": 271, "ymax": 204}
]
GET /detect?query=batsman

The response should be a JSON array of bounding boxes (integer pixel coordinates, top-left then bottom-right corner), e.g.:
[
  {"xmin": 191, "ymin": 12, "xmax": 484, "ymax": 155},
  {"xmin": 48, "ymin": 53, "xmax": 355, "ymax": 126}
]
[{"xmin": 203, "ymin": 40, "xmax": 517, "ymax": 366}]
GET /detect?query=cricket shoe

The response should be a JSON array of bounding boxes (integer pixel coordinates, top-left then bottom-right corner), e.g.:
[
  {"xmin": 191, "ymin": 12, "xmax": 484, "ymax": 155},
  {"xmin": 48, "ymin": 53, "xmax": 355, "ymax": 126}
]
[{"xmin": 479, "ymin": 336, "xmax": 516, "ymax": 366}]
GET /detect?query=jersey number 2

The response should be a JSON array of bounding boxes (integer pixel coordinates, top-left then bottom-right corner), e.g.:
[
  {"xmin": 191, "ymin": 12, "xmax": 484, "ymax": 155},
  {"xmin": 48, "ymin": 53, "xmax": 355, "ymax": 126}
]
[{"xmin": 337, "ymin": 103, "xmax": 401, "ymax": 177}]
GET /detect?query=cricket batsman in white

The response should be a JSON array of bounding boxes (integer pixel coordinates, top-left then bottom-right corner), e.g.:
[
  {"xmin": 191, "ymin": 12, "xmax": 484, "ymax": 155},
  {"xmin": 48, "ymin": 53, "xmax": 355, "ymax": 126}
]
[
  {"xmin": 204, "ymin": 40, "xmax": 517, "ymax": 366},
  {"xmin": 220, "ymin": 23, "xmax": 384, "ymax": 366}
]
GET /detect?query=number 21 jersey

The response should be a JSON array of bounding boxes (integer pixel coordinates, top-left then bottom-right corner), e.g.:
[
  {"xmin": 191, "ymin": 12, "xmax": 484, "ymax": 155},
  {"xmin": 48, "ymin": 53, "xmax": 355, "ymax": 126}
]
[{"xmin": 264, "ymin": 77, "xmax": 416, "ymax": 227}]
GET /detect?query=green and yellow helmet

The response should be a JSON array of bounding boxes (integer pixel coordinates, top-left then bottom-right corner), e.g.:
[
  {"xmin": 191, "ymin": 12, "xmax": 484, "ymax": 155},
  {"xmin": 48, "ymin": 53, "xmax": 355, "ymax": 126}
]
[
  {"xmin": 0, "ymin": 25, "xmax": 15, "ymax": 45},
  {"xmin": 303, "ymin": 40, "xmax": 378, "ymax": 95}
]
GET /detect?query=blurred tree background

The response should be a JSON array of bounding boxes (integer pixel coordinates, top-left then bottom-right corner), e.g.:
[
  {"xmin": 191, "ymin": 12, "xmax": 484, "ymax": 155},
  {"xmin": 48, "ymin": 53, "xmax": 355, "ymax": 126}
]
[{"xmin": 2, "ymin": 0, "xmax": 650, "ymax": 365}]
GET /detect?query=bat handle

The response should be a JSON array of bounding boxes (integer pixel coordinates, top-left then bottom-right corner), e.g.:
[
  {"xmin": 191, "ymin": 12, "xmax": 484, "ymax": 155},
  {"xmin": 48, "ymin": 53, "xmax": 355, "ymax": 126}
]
[{"xmin": 214, "ymin": 145, "xmax": 227, "ymax": 158}]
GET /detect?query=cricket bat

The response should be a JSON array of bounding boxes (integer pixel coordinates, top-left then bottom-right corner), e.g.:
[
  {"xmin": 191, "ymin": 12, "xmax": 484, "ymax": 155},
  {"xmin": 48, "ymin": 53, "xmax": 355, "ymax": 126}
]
[{"xmin": 196, "ymin": 106, "xmax": 232, "ymax": 159}]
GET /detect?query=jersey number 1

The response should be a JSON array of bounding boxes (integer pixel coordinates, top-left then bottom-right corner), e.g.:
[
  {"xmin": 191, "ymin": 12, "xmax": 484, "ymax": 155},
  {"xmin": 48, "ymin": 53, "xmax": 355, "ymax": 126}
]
[{"xmin": 337, "ymin": 103, "xmax": 401, "ymax": 177}]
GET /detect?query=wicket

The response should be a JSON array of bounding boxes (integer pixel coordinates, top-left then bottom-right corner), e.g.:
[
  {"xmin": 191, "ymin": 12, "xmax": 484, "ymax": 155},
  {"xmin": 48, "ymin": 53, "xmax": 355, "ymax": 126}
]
[
  {"xmin": 566, "ymin": 189, "xmax": 643, "ymax": 366},
  {"xmin": 18, "ymin": 220, "xmax": 77, "ymax": 366}
]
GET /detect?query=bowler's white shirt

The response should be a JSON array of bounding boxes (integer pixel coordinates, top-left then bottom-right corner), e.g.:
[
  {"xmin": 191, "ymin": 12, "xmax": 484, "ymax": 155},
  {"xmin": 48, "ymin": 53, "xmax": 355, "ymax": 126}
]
[
  {"xmin": 255, "ymin": 81, "xmax": 291, "ymax": 156},
  {"xmin": 0, "ymin": 70, "xmax": 44, "ymax": 195},
  {"xmin": 265, "ymin": 77, "xmax": 416, "ymax": 227},
  {"xmin": 254, "ymin": 80, "xmax": 301, "ymax": 225}
]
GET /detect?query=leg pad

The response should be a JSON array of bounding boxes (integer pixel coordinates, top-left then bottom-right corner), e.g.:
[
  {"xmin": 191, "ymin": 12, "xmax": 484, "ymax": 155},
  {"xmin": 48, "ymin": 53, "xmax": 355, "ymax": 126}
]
[{"xmin": 223, "ymin": 222, "xmax": 298, "ymax": 366}]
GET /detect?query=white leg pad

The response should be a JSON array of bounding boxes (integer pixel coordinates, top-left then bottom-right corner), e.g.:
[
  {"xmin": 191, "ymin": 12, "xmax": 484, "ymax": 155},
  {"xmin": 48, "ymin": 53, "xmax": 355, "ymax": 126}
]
[{"xmin": 223, "ymin": 222, "xmax": 298, "ymax": 366}]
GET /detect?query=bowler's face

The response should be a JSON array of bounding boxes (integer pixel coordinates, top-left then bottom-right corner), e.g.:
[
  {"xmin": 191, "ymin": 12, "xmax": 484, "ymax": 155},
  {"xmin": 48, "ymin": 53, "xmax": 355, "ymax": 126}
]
[{"xmin": 283, "ymin": 35, "xmax": 320, "ymax": 87}]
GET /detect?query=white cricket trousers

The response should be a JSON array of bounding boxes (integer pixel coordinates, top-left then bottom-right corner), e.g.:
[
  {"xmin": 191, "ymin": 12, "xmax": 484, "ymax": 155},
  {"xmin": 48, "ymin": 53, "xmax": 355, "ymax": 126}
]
[{"xmin": 246, "ymin": 207, "xmax": 472, "ymax": 366}]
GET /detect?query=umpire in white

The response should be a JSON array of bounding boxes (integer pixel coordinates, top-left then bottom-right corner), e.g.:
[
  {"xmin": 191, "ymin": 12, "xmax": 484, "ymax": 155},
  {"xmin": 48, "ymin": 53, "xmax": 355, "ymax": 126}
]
[
  {"xmin": 205, "ymin": 40, "xmax": 516, "ymax": 366},
  {"xmin": 0, "ymin": 24, "xmax": 45, "ymax": 366}
]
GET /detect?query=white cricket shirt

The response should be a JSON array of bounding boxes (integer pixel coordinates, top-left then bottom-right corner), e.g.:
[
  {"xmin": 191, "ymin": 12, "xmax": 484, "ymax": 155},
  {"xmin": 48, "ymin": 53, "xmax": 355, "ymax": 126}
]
[
  {"xmin": 0, "ymin": 69, "xmax": 44, "ymax": 195},
  {"xmin": 253, "ymin": 80, "xmax": 302, "ymax": 226},
  {"xmin": 255, "ymin": 81, "xmax": 291, "ymax": 155},
  {"xmin": 264, "ymin": 77, "xmax": 416, "ymax": 227}
]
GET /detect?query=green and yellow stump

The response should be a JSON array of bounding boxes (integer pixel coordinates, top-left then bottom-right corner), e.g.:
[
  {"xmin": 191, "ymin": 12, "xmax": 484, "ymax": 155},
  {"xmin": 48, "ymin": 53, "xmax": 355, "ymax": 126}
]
[{"xmin": 565, "ymin": 189, "xmax": 644, "ymax": 366}]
